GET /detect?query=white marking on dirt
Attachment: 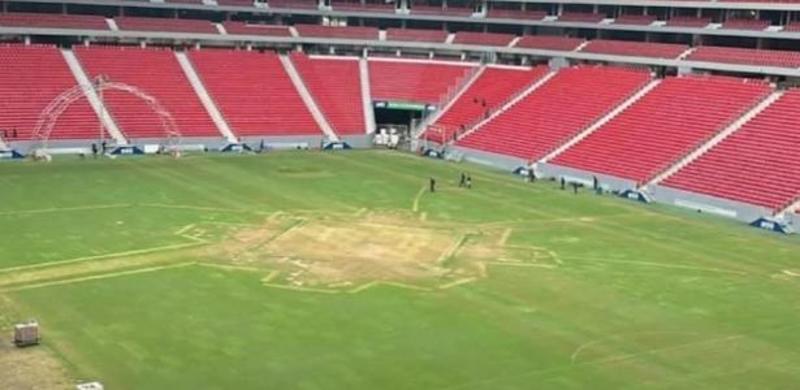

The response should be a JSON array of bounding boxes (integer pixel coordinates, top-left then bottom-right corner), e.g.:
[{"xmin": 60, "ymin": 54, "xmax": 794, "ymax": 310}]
[
  {"xmin": 419, "ymin": 212, "xmax": 428, "ymax": 222},
  {"xmin": 195, "ymin": 263, "xmax": 263, "ymax": 272},
  {"xmin": 782, "ymin": 270, "xmax": 800, "ymax": 277},
  {"xmin": 261, "ymin": 283, "xmax": 340, "ymax": 294},
  {"xmin": 486, "ymin": 262, "xmax": 557, "ymax": 269},
  {"xmin": 439, "ymin": 277, "xmax": 478, "ymax": 290},
  {"xmin": 498, "ymin": 228, "xmax": 513, "ymax": 246}
]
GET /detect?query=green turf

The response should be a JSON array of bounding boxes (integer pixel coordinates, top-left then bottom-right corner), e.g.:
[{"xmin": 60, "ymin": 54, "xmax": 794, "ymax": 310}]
[{"xmin": 1, "ymin": 150, "xmax": 800, "ymax": 389}]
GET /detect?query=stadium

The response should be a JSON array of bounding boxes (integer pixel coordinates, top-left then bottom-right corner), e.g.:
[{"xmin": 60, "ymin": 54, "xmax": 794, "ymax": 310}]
[{"xmin": 1, "ymin": 0, "xmax": 800, "ymax": 388}]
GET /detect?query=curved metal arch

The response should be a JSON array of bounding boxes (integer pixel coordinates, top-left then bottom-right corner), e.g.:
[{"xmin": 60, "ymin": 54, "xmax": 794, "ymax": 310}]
[{"xmin": 32, "ymin": 75, "xmax": 182, "ymax": 151}]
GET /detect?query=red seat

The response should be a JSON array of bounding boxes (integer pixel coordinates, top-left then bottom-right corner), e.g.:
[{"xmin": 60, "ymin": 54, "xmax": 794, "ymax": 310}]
[
  {"xmin": 487, "ymin": 9, "xmax": 546, "ymax": 21},
  {"xmin": 552, "ymin": 75, "xmax": 770, "ymax": 183},
  {"xmin": 76, "ymin": 46, "xmax": 220, "ymax": 139},
  {"xmin": 295, "ymin": 24, "xmax": 378, "ymax": 40},
  {"xmin": 223, "ymin": 22, "xmax": 292, "ymax": 36},
  {"xmin": 581, "ymin": 40, "xmax": 688, "ymax": 59},
  {"xmin": 663, "ymin": 89, "xmax": 800, "ymax": 211},
  {"xmin": 0, "ymin": 44, "xmax": 101, "ymax": 140},
  {"xmin": 456, "ymin": 66, "xmax": 651, "ymax": 161},
  {"xmin": 115, "ymin": 16, "xmax": 217, "ymax": 34},
  {"xmin": 291, "ymin": 54, "xmax": 365, "ymax": 135},
  {"xmin": 368, "ymin": 59, "xmax": 474, "ymax": 105},
  {"xmin": 423, "ymin": 66, "xmax": 549, "ymax": 143},
  {"xmin": 0, "ymin": 12, "xmax": 108, "ymax": 30},
  {"xmin": 189, "ymin": 49, "xmax": 320, "ymax": 137},
  {"xmin": 688, "ymin": 46, "xmax": 800, "ymax": 68},
  {"xmin": 514, "ymin": 35, "xmax": 584, "ymax": 51},
  {"xmin": 453, "ymin": 32, "xmax": 515, "ymax": 47},
  {"xmin": 386, "ymin": 28, "xmax": 447, "ymax": 43}
]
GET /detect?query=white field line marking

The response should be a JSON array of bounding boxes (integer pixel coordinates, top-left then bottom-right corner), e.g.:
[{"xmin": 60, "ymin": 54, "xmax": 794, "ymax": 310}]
[
  {"xmin": 498, "ymin": 228, "xmax": 513, "ymax": 246},
  {"xmin": 348, "ymin": 281, "xmax": 379, "ymax": 294},
  {"xmin": 782, "ymin": 270, "xmax": 800, "ymax": 277},
  {"xmin": 141, "ymin": 203, "xmax": 270, "ymax": 215},
  {"xmin": 353, "ymin": 208, "xmax": 368, "ymax": 217},
  {"xmin": 412, "ymin": 186, "xmax": 427, "ymax": 213},
  {"xmin": 175, "ymin": 224, "xmax": 196, "ymax": 235},
  {"xmin": 442, "ymin": 326, "xmax": 797, "ymax": 390},
  {"xmin": 261, "ymin": 283, "xmax": 341, "ymax": 294},
  {"xmin": 439, "ymin": 277, "xmax": 478, "ymax": 290},
  {"xmin": 178, "ymin": 234, "xmax": 209, "ymax": 244},
  {"xmin": 486, "ymin": 262, "xmax": 557, "ymax": 269},
  {"xmin": 0, "ymin": 242, "xmax": 206, "ymax": 274},
  {"xmin": 436, "ymin": 235, "xmax": 469, "ymax": 264},
  {"xmin": 1, "ymin": 262, "xmax": 196, "ymax": 293},
  {"xmin": 419, "ymin": 212, "xmax": 428, "ymax": 222},
  {"xmin": 347, "ymin": 281, "xmax": 433, "ymax": 294},
  {"xmin": 570, "ymin": 340, "xmax": 601, "ymax": 364},
  {"xmin": 561, "ymin": 256, "xmax": 746, "ymax": 275},
  {"xmin": 261, "ymin": 270, "xmax": 280, "ymax": 283},
  {"xmin": 0, "ymin": 203, "xmax": 131, "ymax": 216},
  {"xmin": 195, "ymin": 263, "xmax": 264, "ymax": 273},
  {"xmin": 570, "ymin": 331, "xmax": 703, "ymax": 365}
]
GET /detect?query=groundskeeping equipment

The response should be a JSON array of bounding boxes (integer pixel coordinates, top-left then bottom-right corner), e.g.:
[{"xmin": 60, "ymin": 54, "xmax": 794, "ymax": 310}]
[{"xmin": 14, "ymin": 320, "xmax": 40, "ymax": 347}]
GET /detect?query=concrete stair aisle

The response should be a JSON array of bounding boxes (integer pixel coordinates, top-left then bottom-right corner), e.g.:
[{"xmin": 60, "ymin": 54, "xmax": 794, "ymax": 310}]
[
  {"xmin": 359, "ymin": 58, "xmax": 376, "ymax": 134},
  {"xmin": 538, "ymin": 78, "xmax": 662, "ymax": 165},
  {"xmin": 175, "ymin": 51, "xmax": 238, "ymax": 143},
  {"xmin": 280, "ymin": 54, "xmax": 339, "ymax": 142},
  {"xmin": 61, "ymin": 48, "xmax": 127, "ymax": 145},
  {"xmin": 448, "ymin": 70, "xmax": 557, "ymax": 146},
  {"xmin": 645, "ymin": 90, "xmax": 785, "ymax": 188}
]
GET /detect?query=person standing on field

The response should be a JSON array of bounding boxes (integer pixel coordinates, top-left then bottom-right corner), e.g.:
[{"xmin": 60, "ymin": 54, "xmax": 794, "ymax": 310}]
[{"xmin": 430, "ymin": 177, "xmax": 436, "ymax": 193}]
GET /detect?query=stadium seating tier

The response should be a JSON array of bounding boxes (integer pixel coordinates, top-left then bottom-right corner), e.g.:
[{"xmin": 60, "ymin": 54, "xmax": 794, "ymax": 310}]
[
  {"xmin": 457, "ymin": 66, "xmax": 651, "ymax": 161},
  {"xmin": 189, "ymin": 50, "xmax": 321, "ymax": 137},
  {"xmin": 663, "ymin": 89, "xmax": 800, "ymax": 211},
  {"xmin": 76, "ymin": 46, "xmax": 220, "ymax": 139},
  {"xmin": 368, "ymin": 60, "xmax": 474, "ymax": 104},
  {"xmin": 424, "ymin": 66, "xmax": 549, "ymax": 143},
  {"xmin": 551, "ymin": 75, "xmax": 771, "ymax": 183},
  {"xmin": 291, "ymin": 54, "xmax": 365, "ymax": 135},
  {"xmin": 0, "ymin": 45, "xmax": 101, "ymax": 140}
]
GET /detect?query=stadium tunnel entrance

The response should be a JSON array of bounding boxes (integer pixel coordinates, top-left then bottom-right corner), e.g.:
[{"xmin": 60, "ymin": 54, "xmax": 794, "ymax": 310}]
[{"xmin": 373, "ymin": 101, "xmax": 434, "ymax": 148}]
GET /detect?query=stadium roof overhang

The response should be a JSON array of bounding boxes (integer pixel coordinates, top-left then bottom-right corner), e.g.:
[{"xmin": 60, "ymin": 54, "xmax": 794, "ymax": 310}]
[{"xmin": 5, "ymin": 26, "xmax": 800, "ymax": 78}]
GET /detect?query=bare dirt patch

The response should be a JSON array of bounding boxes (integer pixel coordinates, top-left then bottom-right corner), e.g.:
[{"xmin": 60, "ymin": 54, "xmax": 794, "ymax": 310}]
[
  {"xmin": 0, "ymin": 336, "xmax": 72, "ymax": 390},
  {"xmin": 206, "ymin": 211, "xmax": 560, "ymax": 289}
]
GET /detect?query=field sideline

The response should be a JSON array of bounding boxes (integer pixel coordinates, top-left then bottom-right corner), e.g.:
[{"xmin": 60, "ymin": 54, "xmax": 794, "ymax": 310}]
[{"xmin": 0, "ymin": 150, "xmax": 799, "ymax": 389}]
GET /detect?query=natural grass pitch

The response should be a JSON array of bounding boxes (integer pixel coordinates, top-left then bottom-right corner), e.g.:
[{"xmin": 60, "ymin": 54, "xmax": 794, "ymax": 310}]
[{"xmin": 1, "ymin": 150, "xmax": 799, "ymax": 389}]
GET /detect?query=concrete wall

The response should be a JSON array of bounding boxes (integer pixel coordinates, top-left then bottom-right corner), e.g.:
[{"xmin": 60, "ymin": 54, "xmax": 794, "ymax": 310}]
[
  {"xmin": 648, "ymin": 184, "xmax": 773, "ymax": 223},
  {"xmin": 451, "ymin": 145, "xmax": 527, "ymax": 171},
  {"xmin": 539, "ymin": 163, "xmax": 638, "ymax": 191}
]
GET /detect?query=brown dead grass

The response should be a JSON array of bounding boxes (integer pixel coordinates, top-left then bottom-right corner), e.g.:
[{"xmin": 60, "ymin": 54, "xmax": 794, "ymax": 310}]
[
  {"xmin": 208, "ymin": 211, "xmax": 556, "ymax": 288},
  {"xmin": 0, "ymin": 338, "xmax": 72, "ymax": 390}
]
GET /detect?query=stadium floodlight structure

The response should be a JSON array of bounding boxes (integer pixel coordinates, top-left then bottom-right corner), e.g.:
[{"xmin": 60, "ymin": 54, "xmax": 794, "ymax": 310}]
[{"xmin": 31, "ymin": 75, "xmax": 182, "ymax": 156}]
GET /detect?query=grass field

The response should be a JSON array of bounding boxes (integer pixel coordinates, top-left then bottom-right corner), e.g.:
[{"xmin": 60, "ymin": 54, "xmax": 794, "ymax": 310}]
[{"xmin": 1, "ymin": 150, "xmax": 799, "ymax": 389}]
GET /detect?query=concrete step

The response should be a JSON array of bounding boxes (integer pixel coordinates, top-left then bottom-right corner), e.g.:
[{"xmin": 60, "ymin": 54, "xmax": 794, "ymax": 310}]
[
  {"xmin": 175, "ymin": 51, "xmax": 238, "ymax": 143},
  {"xmin": 61, "ymin": 48, "xmax": 127, "ymax": 145},
  {"xmin": 646, "ymin": 90, "xmax": 785, "ymax": 188},
  {"xmin": 539, "ymin": 78, "xmax": 663, "ymax": 165}
]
